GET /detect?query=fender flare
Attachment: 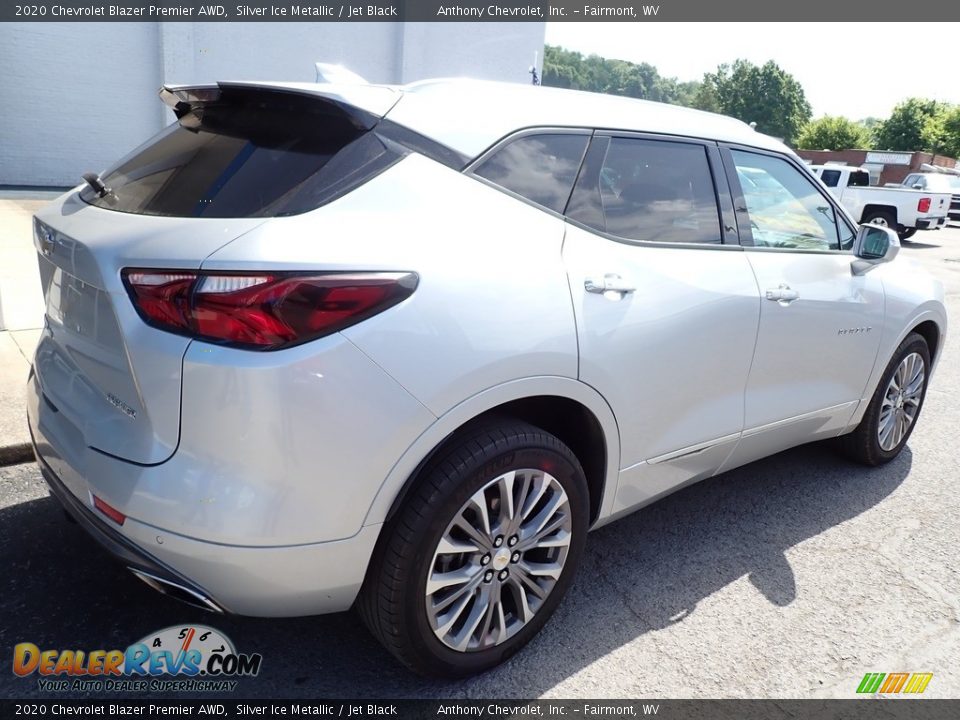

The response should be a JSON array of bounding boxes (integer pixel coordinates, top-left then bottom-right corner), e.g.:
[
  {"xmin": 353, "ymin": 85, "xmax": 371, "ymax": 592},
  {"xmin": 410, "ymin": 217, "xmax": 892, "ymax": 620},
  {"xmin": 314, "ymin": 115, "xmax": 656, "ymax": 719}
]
[{"xmin": 361, "ymin": 376, "xmax": 622, "ymax": 529}]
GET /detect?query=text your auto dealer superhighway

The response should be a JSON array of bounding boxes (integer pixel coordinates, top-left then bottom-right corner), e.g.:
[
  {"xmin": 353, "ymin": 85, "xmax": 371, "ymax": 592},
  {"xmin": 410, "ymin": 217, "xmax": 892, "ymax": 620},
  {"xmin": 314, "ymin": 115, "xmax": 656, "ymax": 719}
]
[{"xmin": 49, "ymin": 4, "xmax": 195, "ymax": 16}]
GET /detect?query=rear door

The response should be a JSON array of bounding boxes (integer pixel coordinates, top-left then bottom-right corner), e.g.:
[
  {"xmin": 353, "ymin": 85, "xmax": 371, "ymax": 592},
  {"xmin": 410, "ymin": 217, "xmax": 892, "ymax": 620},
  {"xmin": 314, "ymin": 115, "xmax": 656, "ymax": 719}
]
[
  {"xmin": 718, "ymin": 146, "xmax": 884, "ymax": 470},
  {"xmin": 562, "ymin": 133, "xmax": 761, "ymax": 512}
]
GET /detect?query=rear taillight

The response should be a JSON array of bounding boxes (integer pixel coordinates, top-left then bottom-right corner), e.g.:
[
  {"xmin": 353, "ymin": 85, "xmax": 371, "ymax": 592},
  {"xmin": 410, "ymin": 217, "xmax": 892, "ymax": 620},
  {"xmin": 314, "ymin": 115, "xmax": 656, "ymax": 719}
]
[
  {"xmin": 918, "ymin": 197, "xmax": 931, "ymax": 213},
  {"xmin": 121, "ymin": 270, "xmax": 417, "ymax": 350}
]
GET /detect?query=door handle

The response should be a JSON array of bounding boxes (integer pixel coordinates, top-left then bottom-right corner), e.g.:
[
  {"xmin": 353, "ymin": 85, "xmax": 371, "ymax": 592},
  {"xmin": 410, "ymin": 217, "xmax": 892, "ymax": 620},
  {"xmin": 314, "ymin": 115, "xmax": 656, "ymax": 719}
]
[
  {"xmin": 765, "ymin": 284, "xmax": 799, "ymax": 304},
  {"xmin": 585, "ymin": 274, "xmax": 635, "ymax": 296}
]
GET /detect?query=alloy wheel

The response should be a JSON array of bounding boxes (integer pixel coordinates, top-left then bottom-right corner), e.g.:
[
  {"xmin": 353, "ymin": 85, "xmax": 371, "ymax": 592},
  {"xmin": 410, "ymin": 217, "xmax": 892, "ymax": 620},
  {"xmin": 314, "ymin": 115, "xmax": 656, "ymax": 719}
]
[
  {"xmin": 424, "ymin": 469, "xmax": 572, "ymax": 652},
  {"xmin": 878, "ymin": 351, "xmax": 925, "ymax": 451}
]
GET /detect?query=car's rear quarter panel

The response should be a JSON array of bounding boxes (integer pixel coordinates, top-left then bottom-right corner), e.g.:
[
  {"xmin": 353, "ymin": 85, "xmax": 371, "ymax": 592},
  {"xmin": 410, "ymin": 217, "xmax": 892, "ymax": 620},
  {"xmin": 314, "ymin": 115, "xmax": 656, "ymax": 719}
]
[
  {"xmin": 203, "ymin": 153, "xmax": 580, "ymax": 416},
  {"xmin": 197, "ymin": 153, "xmax": 581, "ymax": 541}
]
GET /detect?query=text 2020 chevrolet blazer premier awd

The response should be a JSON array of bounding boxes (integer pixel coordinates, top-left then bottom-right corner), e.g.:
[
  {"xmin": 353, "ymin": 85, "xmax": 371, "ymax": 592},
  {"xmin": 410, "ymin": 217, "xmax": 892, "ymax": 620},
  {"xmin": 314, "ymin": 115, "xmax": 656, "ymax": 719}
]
[{"xmin": 28, "ymin": 79, "xmax": 946, "ymax": 677}]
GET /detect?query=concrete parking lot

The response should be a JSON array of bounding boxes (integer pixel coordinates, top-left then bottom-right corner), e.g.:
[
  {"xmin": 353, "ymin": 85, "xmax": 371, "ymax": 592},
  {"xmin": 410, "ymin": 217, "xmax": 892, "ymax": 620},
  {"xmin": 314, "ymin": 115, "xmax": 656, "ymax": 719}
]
[{"xmin": 1, "ymin": 224, "xmax": 958, "ymax": 700}]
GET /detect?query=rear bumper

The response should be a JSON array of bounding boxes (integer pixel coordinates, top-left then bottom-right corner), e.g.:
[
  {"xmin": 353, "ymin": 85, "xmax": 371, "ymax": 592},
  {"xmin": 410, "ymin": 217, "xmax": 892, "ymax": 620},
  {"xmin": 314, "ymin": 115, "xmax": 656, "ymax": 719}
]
[
  {"xmin": 34, "ymin": 443, "xmax": 226, "ymax": 613},
  {"xmin": 27, "ymin": 369, "xmax": 384, "ymax": 617},
  {"xmin": 916, "ymin": 216, "xmax": 948, "ymax": 230}
]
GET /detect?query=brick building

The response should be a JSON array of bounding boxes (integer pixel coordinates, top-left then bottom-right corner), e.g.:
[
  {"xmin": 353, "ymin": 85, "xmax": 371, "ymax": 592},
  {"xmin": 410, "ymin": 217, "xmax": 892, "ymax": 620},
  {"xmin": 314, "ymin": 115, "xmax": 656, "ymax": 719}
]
[{"xmin": 796, "ymin": 149, "xmax": 959, "ymax": 186}]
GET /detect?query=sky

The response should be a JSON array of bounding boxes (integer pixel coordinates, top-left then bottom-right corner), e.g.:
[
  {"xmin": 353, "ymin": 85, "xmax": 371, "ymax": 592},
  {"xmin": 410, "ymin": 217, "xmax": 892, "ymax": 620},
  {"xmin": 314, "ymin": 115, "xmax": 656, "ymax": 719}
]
[{"xmin": 544, "ymin": 22, "xmax": 960, "ymax": 120}]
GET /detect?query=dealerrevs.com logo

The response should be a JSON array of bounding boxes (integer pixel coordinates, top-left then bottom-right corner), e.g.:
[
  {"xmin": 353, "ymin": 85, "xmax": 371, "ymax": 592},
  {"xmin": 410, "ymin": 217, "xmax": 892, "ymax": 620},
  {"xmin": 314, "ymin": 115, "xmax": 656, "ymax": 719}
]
[{"xmin": 13, "ymin": 625, "xmax": 262, "ymax": 693}]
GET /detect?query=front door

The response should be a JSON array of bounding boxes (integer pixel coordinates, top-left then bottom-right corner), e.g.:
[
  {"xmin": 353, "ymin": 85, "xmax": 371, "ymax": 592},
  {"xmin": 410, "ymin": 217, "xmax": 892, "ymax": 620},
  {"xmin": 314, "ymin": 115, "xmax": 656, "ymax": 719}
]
[{"xmin": 719, "ymin": 147, "xmax": 885, "ymax": 470}]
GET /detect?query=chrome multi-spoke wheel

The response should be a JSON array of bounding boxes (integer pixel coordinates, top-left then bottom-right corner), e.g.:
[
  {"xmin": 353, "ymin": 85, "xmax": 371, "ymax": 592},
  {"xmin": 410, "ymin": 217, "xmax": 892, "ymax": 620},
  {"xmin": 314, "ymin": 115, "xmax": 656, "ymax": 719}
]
[
  {"xmin": 878, "ymin": 351, "xmax": 925, "ymax": 451},
  {"xmin": 359, "ymin": 421, "xmax": 588, "ymax": 677},
  {"xmin": 425, "ymin": 469, "xmax": 572, "ymax": 652}
]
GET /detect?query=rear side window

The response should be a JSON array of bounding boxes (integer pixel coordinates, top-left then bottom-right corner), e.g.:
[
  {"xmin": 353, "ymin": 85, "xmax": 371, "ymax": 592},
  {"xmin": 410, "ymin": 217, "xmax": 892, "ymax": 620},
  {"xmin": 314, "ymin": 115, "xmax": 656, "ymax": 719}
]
[
  {"xmin": 80, "ymin": 88, "xmax": 403, "ymax": 218},
  {"xmin": 819, "ymin": 169, "xmax": 841, "ymax": 187},
  {"xmin": 567, "ymin": 136, "xmax": 722, "ymax": 244},
  {"xmin": 849, "ymin": 170, "xmax": 870, "ymax": 187},
  {"xmin": 472, "ymin": 134, "xmax": 589, "ymax": 213}
]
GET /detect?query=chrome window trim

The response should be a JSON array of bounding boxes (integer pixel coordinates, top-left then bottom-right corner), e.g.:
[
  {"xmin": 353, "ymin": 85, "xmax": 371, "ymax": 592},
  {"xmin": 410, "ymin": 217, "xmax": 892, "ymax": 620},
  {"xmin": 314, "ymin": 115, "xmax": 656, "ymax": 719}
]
[
  {"xmin": 563, "ymin": 216, "xmax": 745, "ymax": 252},
  {"xmin": 464, "ymin": 127, "xmax": 860, "ymax": 254},
  {"xmin": 464, "ymin": 126, "xmax": 595, "ymax": 172}
]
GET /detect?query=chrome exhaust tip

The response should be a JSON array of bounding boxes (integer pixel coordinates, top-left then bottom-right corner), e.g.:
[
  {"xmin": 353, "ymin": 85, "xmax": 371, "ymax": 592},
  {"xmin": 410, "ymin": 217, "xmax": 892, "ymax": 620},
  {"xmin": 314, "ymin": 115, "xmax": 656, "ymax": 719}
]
[{"xmin": 129, "ymin": 568, "xmax": 225, "ymax": 614}]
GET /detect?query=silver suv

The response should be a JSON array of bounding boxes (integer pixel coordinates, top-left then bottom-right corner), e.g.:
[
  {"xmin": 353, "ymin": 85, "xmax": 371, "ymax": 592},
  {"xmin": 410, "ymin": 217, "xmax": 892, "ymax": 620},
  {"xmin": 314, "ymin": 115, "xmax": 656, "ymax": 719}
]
[{"xmin": 28, "ymin": 79, "xmax": 946, "ymax": 676}]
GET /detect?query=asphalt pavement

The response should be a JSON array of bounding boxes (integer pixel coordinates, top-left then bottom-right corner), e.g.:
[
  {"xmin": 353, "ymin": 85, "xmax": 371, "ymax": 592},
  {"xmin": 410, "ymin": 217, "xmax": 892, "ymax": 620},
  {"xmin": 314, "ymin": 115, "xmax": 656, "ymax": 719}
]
[{"xmin": 1, "ymin": 226, "xmax": 959, "ymax": 700}]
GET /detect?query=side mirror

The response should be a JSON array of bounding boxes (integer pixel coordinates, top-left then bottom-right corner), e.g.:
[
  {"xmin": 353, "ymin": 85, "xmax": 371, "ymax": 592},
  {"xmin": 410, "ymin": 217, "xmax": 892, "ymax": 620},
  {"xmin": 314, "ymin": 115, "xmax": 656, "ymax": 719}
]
[
  {"xmin": 912, "ymin": 184, "xmax": 924, "ymax": 190},
  {"xmin": 852, "ymin": 224, "xmax": 899, "ymax": 275}
]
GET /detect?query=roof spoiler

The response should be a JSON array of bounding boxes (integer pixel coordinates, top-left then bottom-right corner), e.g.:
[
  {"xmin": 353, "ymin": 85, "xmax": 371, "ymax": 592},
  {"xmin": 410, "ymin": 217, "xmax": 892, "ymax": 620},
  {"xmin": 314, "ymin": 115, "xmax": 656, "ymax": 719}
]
[{"xmin": 159, "ymin": 80, "xmax": 401, "ymax": 126}]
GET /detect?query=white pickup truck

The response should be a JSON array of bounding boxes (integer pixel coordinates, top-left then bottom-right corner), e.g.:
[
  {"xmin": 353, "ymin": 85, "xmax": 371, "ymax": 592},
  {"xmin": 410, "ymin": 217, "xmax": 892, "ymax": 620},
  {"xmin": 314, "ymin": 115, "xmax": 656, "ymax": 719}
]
[{"xmin": 810, "ymin": 164, "xmax": 951, "ymax": 240}]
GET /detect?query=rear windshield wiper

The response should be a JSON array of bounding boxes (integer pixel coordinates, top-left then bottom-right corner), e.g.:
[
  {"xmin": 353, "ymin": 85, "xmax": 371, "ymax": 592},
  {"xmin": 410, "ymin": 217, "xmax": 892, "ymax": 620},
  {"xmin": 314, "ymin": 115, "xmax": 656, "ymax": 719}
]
[{"xmin": 82, "ymin": 172, "xmax": 112, "ymax": 198}]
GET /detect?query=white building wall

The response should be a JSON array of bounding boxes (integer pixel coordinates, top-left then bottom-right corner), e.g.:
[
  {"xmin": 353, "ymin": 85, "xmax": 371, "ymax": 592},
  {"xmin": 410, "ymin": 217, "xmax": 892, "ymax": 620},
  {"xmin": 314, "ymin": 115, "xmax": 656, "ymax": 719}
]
[
  {"xmin": 0, "ymin": 23, "xmax": 161, "ymax": 186},
  {"xmin": 0, "ymin": 22, "xmax": 545, "ymax": 187},
  {"xmin": 396, "ymin": 23, "xmax": 542, "ymax": 85}
]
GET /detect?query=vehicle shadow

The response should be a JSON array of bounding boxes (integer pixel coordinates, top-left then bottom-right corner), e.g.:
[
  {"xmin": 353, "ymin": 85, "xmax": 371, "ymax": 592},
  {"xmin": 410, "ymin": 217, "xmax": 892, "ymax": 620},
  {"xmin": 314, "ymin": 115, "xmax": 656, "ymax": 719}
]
[
  {"xmin": 0, "ymin": 442, "xmax": 911, "ymax": 699},
  {"xmin": 900, "ymin": 239, "xmax": 942, "ymax": 249}
]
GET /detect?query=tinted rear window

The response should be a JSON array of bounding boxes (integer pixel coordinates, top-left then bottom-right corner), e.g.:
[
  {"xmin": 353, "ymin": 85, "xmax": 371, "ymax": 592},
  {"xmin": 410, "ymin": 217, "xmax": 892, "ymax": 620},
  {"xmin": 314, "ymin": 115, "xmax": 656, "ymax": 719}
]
[
  {"xmin": 849, "ymin": 170, "xmax": 870, "ymax": 187},
  {"xmin": 819, "ymin": 169, "xmax": 841, "ymax": 187},
  {"xmin": 567, "ymin": 136, "xmax": 722, "ymax": 245},
  {"xmin": 473, "ymin": 134, "xmax": 589, "ymax": 213},
  {"xmin": 80, "ymin": 89, "xmax": 402, "ymax": 218}
]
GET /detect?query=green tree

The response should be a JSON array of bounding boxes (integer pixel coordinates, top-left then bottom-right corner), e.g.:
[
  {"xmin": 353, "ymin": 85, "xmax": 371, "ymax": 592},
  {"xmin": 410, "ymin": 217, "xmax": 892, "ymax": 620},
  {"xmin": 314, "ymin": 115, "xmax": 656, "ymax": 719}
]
[
  {"xmin": 796, "ymin": 116, "xmax": 871, "ymax": 150},
  {"xmin": 702, "ymin": 59, "xmax": 812, "ymax": 144},
  {"xmin": 541, "ymin": 45, "xmax": 587, "ymax": 89},
  {"xmin": 541, "ymin": 45, "xmax": 702, "ymax": 108},
  {"xmin": 918, "ymin": 104, "xmax": 960, "ymax": 159},
  {"xmin": 937, "ymin": 106, "xmax": 960, "ymax": 159},
  {"xmin": 690, "ymin": 81, "xmax": 721, "ymax": 113},
  {"xmin": 674, "ymin": 80, "xmax": 704, "ymax": 108},
  {"xmin": 872, "ymin": 98, "xmax": 946, "ymax": 151}
]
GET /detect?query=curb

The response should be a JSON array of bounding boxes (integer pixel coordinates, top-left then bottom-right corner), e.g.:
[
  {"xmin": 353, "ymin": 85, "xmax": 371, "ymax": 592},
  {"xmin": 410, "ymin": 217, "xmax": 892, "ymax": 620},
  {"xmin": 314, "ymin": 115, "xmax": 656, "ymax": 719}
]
[{"xmin": 0, "ymin": 442, "xmax": 33, "ymax": 467}]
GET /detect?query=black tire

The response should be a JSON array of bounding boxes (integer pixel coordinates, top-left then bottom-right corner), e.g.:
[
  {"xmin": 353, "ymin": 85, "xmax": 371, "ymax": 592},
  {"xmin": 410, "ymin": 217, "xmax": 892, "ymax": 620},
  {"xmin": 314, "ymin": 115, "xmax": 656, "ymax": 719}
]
[
  {"xmin": 861, "ymin": 209, "xmax": 897, "ymax": 232},
  {"xmin": 357, "ymin": 420, "xmax": 589, "ymax": 677},
  {"xmin": 899, "ymin": 227, "xmax": 918, "ymax": 241},
  {"xmin": 838, "ymin": 332, "xmax": 930, "ymax": 466}
]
